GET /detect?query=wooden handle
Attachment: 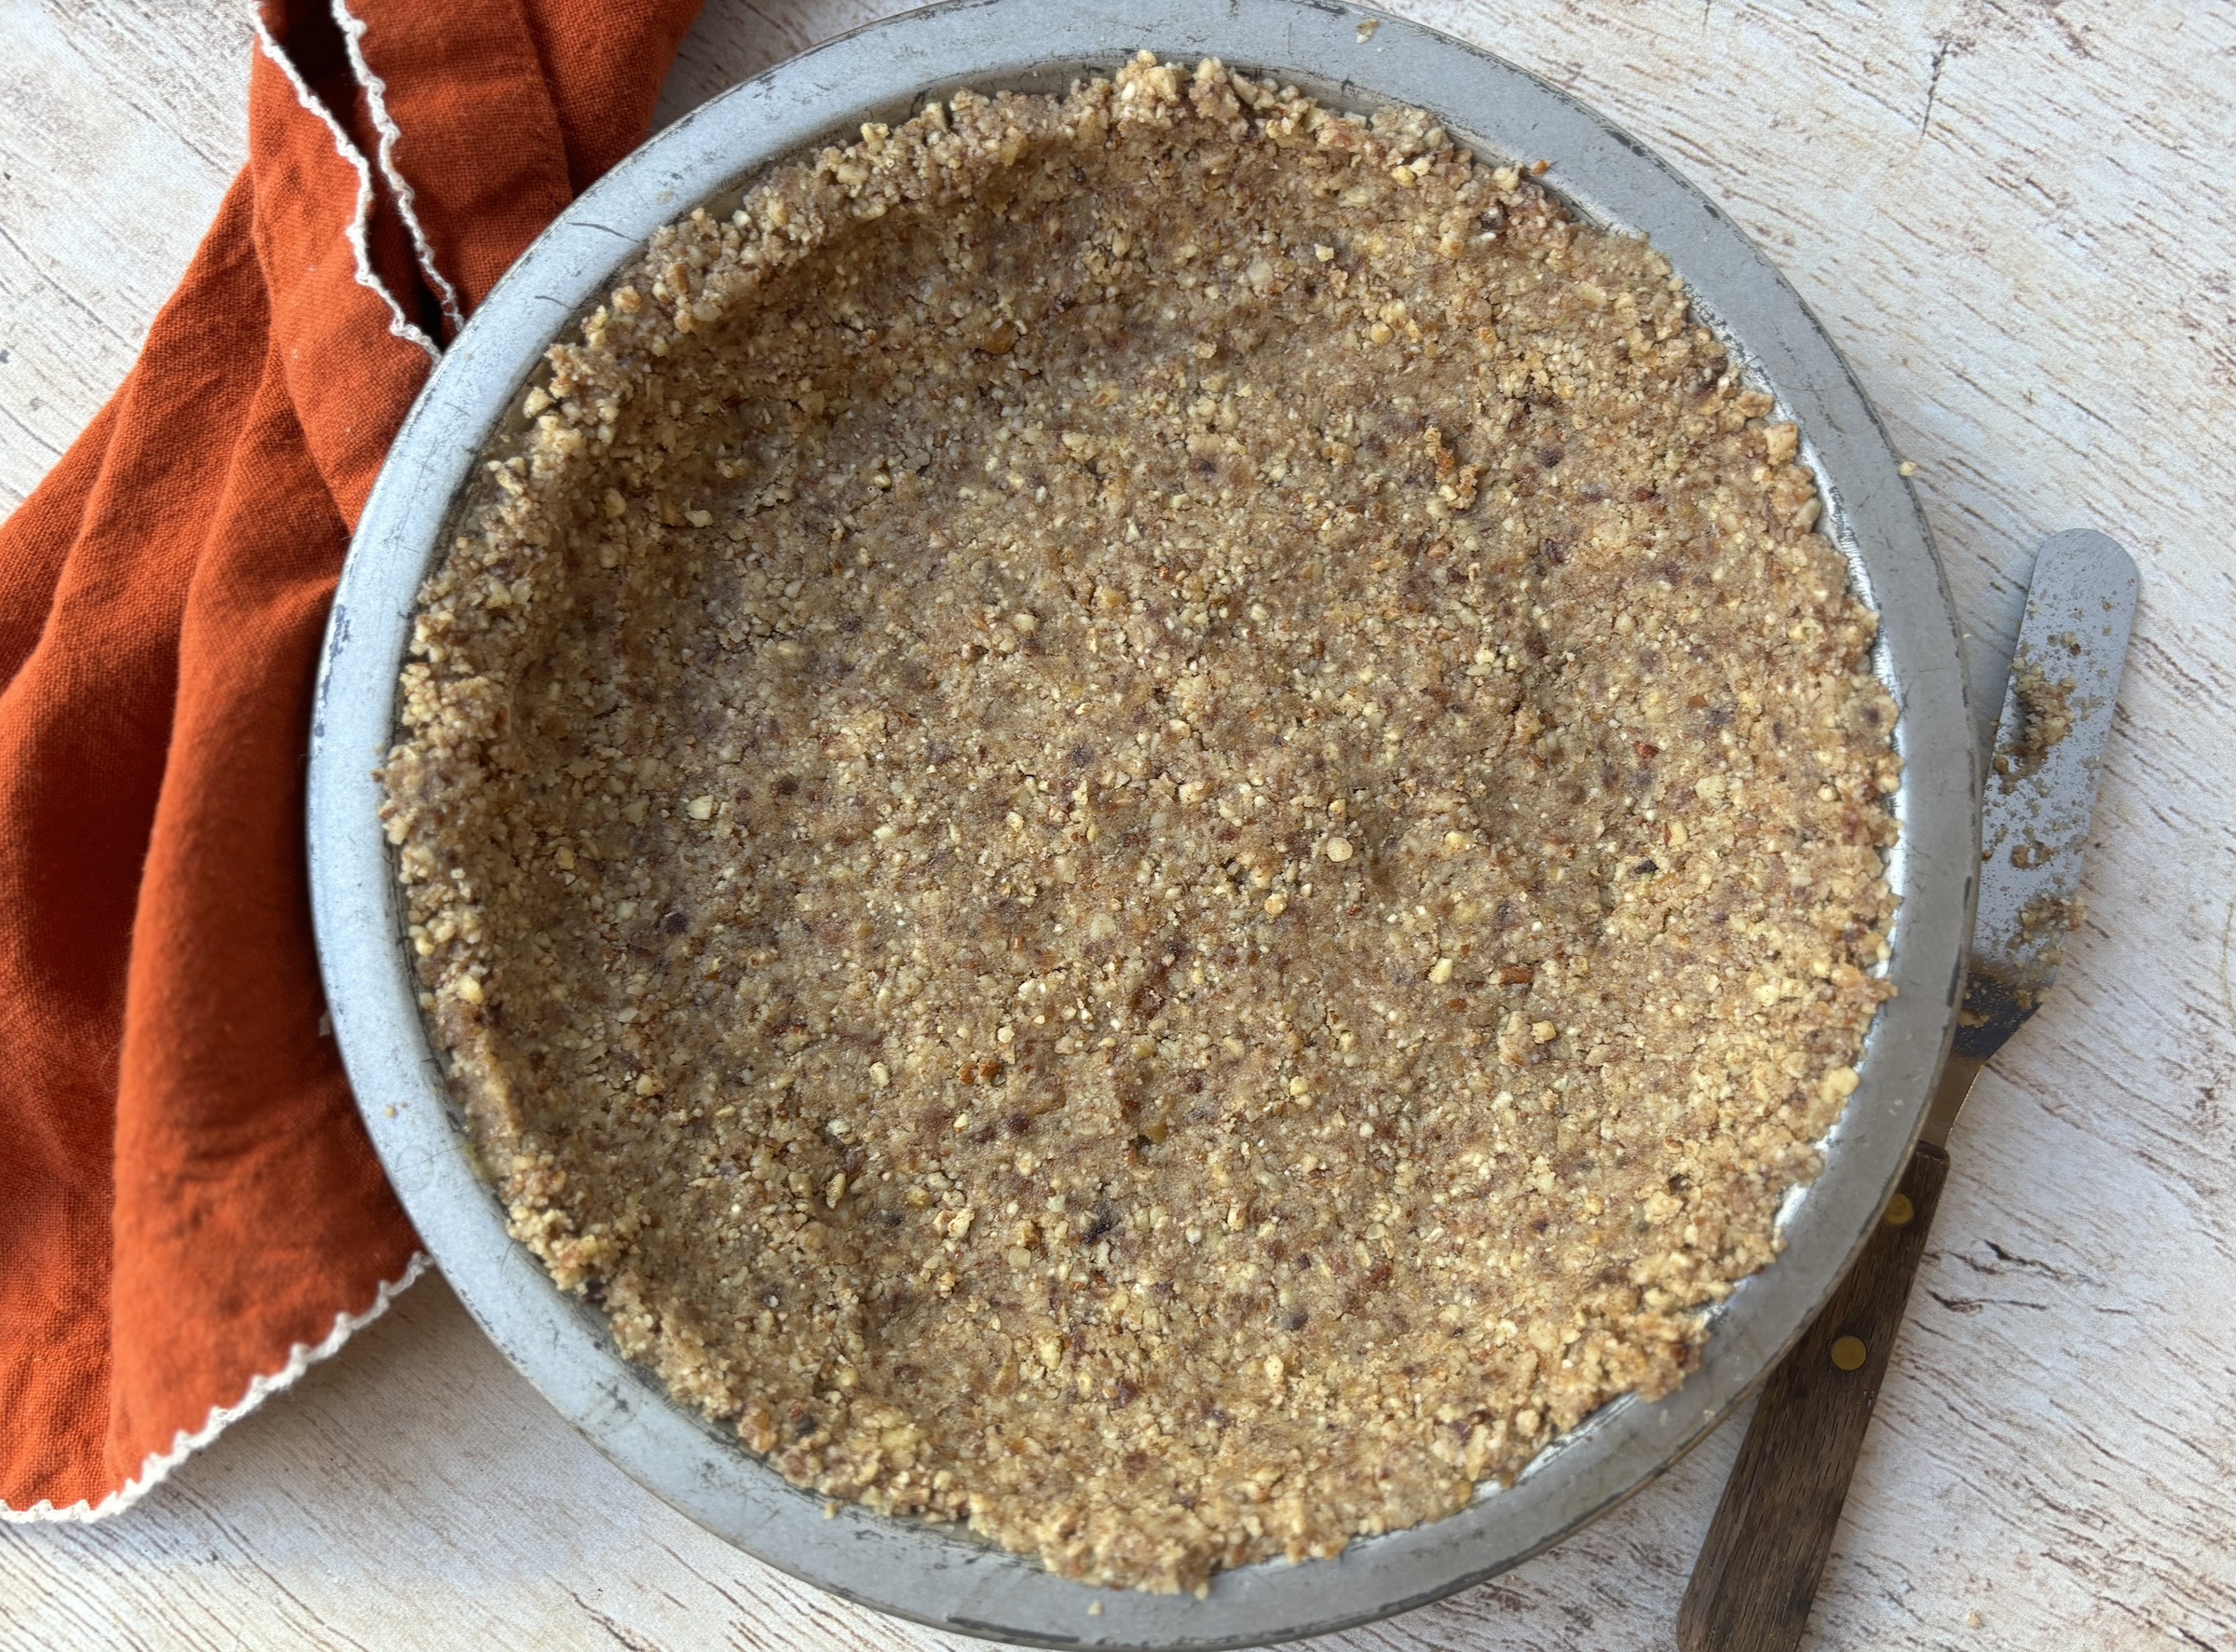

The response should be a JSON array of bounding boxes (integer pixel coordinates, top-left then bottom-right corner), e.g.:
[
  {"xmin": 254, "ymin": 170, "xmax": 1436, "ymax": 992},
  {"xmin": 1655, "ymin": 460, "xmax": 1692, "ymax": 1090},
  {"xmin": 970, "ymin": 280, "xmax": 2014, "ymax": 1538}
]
[{"xmin": 1678, "ymin": 1141, "xmax": 1950, "ymax": 1652}]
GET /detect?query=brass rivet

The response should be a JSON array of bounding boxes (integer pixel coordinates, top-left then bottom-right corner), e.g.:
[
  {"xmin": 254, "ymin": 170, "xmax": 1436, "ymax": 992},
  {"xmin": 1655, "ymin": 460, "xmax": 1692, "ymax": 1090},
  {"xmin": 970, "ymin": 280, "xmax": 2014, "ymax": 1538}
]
[
  {"xmin": 1830, "ymin": 1335, "xmax": 1868, "ymax": 1372},
  {"xmin": 1885, "ymin": 1193, "xmax": 1916, "ymax": 1228}
]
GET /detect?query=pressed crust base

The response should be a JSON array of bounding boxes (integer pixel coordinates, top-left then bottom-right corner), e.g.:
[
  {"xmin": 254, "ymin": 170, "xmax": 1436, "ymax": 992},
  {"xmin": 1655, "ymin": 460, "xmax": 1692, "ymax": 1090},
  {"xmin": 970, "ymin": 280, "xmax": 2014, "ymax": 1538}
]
[{"xmin": 381, "ymin": 57, "xmax": 1898, "ymax": 1592}]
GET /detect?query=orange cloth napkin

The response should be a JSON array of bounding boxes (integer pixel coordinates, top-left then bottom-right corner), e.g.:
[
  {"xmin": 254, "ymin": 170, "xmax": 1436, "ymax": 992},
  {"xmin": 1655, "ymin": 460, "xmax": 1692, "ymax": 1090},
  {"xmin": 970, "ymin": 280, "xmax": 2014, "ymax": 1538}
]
[{"xmin": 0, "ymin": 0, "xmax": 702, "ymax": 1519}]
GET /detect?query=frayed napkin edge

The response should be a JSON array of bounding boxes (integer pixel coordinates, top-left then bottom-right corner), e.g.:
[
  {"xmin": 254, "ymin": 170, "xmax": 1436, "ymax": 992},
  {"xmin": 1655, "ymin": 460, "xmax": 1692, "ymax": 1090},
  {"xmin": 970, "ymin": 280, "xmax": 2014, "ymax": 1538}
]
[{"xmin": 0, "ymin": 1251, "xmax": 429, "ymax": 1524}]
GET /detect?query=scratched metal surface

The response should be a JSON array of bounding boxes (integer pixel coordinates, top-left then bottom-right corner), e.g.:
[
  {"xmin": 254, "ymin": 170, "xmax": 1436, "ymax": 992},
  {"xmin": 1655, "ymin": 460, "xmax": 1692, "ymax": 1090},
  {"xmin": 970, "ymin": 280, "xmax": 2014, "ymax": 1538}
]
[
  {"xmin": 1957, "ymin": 530, "xmax": 2140, "ymax": 1058},
  {"xmin": 3, "ymin": 2, "xmax": 2233, "ymax": 1648}
]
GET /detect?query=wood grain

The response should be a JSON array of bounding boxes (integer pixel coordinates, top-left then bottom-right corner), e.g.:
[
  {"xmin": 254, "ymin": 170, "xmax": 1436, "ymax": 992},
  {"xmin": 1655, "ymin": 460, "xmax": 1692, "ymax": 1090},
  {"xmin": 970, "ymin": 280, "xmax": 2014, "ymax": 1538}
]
[
  {"xmin": 4, "ymin": 1, "xmax": 2235, "ymax": 1648},
  {"xmin": 0, "ymin": 0, "xmax": 249, "ymax": 511},
  {"xmin": 1681, "ymin": 1145, "xmax": 1954, "ymax": 1652}
]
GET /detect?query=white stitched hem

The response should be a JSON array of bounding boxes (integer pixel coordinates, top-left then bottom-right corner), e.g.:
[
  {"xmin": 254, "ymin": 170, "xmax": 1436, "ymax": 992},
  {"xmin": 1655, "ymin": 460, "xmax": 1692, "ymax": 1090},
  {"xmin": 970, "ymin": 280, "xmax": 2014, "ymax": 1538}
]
[
  {"xmin": 0, "ymin": 1253, "xmax": 429, "ymax": 1523},
  {"xmin": 330, "ymin": 0, "xmax": 467, "ymax": 335},
  {"xmin": 252, "ymin": 15, "xmax": 441, "ymax": 361}
]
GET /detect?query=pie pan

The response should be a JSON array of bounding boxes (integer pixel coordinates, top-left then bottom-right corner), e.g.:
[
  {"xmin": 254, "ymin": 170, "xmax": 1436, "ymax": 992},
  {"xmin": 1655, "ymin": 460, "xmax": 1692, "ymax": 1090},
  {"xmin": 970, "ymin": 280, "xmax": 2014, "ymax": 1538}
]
[{"xmin": 307, "ymin": 2, "xmax": 1978, "ymax": 1645}]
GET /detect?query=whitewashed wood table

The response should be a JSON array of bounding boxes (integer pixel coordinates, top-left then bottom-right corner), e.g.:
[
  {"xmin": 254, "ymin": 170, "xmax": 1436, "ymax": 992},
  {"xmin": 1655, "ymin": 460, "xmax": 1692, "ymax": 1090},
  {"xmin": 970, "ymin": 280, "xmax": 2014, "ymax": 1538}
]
[{"xmin": 5, "ymin": 2, "xmax": 2233, "ymax": 1647}]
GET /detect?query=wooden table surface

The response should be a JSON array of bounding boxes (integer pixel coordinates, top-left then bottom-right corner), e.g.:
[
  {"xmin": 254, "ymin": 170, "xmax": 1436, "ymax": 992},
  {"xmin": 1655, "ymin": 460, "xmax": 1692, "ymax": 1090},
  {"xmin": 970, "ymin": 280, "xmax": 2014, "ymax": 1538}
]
[{"xmin": 5, "ymin": 2, "xmax": 2233, "ymax": 1647}]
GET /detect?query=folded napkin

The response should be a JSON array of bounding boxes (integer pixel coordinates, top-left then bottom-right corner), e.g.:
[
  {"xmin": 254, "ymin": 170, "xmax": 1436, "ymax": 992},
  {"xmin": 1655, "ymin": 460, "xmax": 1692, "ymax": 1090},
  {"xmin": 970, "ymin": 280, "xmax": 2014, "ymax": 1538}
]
[{"xmin": 1, "ymin": 0, "xmax": 702, "ymax": 1520}]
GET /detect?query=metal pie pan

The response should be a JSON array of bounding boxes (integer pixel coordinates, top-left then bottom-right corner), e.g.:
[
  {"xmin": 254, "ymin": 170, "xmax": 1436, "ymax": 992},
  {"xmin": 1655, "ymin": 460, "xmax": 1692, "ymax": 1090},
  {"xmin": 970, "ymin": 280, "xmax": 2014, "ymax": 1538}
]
[{"xmin": 307, "ymin": 2, "xmax": 1978, "ymax": 1645}]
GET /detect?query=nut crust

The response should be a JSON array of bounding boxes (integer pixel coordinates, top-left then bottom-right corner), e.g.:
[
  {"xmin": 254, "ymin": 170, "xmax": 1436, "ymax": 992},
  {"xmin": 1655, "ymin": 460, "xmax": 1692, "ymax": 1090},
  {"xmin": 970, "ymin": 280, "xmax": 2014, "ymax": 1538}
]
[{"xmin": 381, "ymin": 57, "xmax": 1899, "ymax": 1594}]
